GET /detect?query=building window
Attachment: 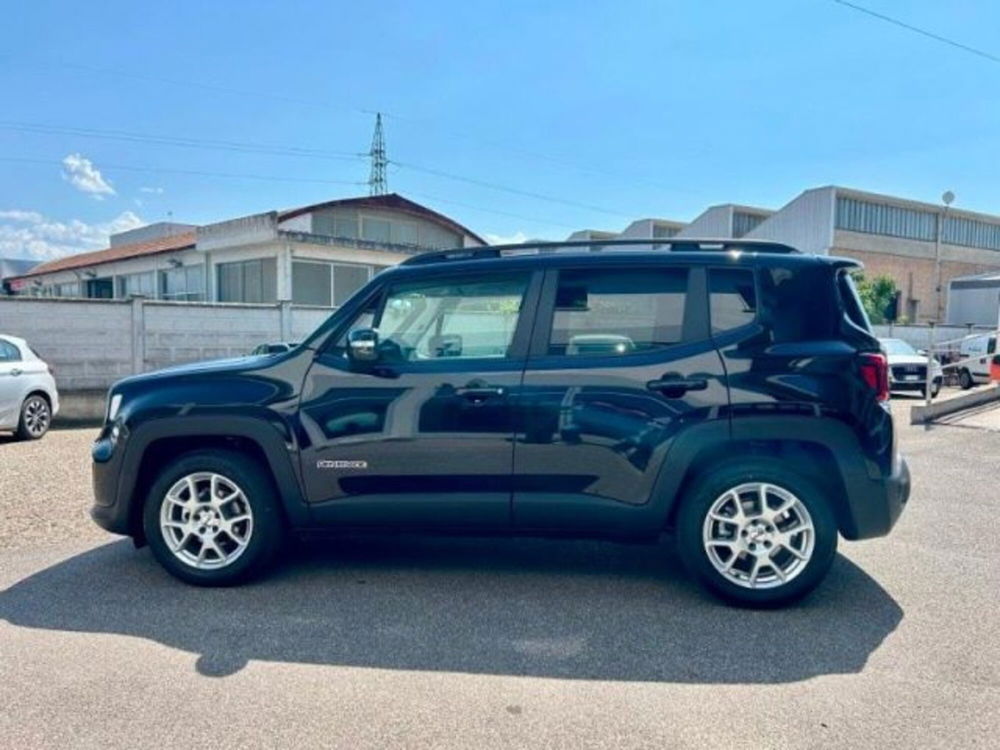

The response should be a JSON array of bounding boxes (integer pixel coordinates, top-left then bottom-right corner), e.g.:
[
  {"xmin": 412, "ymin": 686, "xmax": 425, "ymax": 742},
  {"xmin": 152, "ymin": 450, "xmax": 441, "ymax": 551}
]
[
  {"xmin": 292, "ymin": 261, "xmax": 332, "ymax": 306},
  {"xmin": 116, "ymin": 272, "xmax": 156, "ymax": 299},
  {"xmin": 160, "ymin": 264, "xmax": 205, "ymax": 301},
  {"xmin": 732, "ymin": 212, "xmax": 767, "ymax": 238},
  {"xmin": 361, "ymin": 217, "xmax": 392, "ymax": 244},
  {"xmin": 942, "ymin": 216, "xmax": 1000, "ymax": 252},
  {"xmin": 333, "ymin": 264, "xmax": 372, "ymax": 306},
  {"xmin": 216, "ymin": 258, "xmax": 277, "ymax": 303},
  {"xmin": 835, "ymin": 197, "xmax": 937, "ymax": 242},
  {"xmin": 86, "ymin": 278, "xmax": 114, "ymax": 299}
]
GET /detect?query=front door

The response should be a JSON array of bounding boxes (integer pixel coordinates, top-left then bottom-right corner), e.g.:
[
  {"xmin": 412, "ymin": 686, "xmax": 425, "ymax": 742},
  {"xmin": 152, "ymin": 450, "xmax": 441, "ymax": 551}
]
[
  {"xmin": 512, "ymin": 263, "xmax": 729, "ymax": 531},
  {"xmin": 299, "ymin": 268, "xmax": 540, "ymax": 529}
]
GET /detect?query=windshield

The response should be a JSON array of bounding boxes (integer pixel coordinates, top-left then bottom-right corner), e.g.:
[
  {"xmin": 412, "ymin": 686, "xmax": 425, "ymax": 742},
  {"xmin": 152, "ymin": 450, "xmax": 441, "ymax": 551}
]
[{"xmin": 880, "ymin": 339, "xmax": 917, "ymax": 356}]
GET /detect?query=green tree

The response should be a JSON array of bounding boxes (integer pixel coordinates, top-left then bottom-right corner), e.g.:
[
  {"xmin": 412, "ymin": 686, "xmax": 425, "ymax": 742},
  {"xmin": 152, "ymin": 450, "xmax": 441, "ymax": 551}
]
[{"xmin": 851, "ymin": 271, "xmax": 899, "ymax": 325}]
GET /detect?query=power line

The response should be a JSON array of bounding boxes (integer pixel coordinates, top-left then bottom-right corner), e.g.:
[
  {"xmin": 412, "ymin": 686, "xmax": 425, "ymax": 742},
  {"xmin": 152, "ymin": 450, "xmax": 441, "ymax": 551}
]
[
  {"xmin": 0, "ymin": 156, "xmax": 365, "ymax": 186},
  {"xmin": 0, "ymin": 119, "xmax": 635, "ymax": 218},
  {"xmin": 20, "ymin": 57, "xmax": 677, "ymax": 193},
  {"xmin": 831, "ymin": 0, "xmax": 1000, "ymax": 64},
  {"xmin": 402, "ymin": 189, "xmax": 581, "ymax": 232},
  {"xmin": 391, "ymin": 159, "xmax": 635, "ymax": 218},
  {"xmin": 0, "ymin": 121, "xmax": 364, "ymax": 160},
  {"xmin": 369, "ymin": 109, "xmax": 678, "ymax": 192}
]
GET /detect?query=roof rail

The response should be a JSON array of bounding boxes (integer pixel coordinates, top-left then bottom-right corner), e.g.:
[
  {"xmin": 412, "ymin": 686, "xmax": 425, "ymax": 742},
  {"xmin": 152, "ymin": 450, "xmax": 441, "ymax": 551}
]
[{"xmin": 400, "ymin": 238, "xmax": 800, "ymax": 266}]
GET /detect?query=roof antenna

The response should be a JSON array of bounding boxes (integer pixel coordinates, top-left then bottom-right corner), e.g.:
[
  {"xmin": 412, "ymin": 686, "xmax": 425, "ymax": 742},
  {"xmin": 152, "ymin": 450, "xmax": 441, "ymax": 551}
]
[{"xmin": 368, "ymin": 112, "xmax": 388, "ymax": 196}]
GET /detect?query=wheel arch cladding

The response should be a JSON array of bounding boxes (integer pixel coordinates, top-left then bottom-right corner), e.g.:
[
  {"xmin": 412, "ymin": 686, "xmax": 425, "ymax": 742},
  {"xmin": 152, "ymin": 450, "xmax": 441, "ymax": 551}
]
[
  {"xmin": 123, "ymin": 421, "xmax": 308, "ymax": 543},
  {"xmin": 664, "ymin": 439, "xmax": 851, "ymax": 536}
]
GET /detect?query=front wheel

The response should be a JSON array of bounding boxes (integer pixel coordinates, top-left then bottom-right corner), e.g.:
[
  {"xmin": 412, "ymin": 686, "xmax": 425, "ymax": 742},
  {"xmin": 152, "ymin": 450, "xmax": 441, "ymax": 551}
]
[
  {"xmin": 959, "ymin": 369, "xmax": 974, "ymax": 390},
  {"xmin": 930, "ymin": 379, "xmax": 941, "ymax": 399},
  {"xmin": 676, "ymin": 461, "xmax": 838, "ymax": 607},
  {"xmin": 143, "ymin": 450, "xmax": 285, "ymax": 586}
]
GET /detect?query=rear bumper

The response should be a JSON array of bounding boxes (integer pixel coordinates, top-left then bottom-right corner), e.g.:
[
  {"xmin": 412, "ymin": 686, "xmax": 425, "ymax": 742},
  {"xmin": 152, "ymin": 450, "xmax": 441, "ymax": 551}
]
[{"xmin": 846, "ymin": 455, "xmax": 911, "ymax": 540}]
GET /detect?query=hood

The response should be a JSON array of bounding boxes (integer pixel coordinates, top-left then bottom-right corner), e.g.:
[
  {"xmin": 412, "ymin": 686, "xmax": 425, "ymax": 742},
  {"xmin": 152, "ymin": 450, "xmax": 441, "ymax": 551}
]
[
  {"xmin": 114, "ymin": 354, "xmax": 272, "ymax": 387},
  {"xmin": 885, "ymin": 354, "xmax": 928, "ymax": 366}
]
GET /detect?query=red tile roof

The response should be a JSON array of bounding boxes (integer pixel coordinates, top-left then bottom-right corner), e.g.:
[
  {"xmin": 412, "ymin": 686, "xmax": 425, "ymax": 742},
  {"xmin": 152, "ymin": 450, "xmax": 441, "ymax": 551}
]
[
  {"xmin": 14, "ymin": 231, "xmax": 197, "ymax": 279},
  {"xmin": 11, "ymin": 193, "xmax": 484, "ymax": 281}
]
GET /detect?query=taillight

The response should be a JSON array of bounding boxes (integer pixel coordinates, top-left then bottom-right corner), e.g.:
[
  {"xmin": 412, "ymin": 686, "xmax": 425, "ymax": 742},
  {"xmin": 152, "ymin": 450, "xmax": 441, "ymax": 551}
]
[{"xmin": 859, "ymin": 352, "xmax": 889, "ymax": 402}]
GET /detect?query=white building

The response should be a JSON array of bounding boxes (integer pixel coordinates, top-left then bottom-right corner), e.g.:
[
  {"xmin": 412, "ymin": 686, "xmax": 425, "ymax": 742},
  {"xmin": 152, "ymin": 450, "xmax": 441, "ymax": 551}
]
[
  {"xmin": 8, "ymin": 194, "xmax": 485, "ymax": 306},
  {"xmin": 946, "ymin": 271, "xmax": 1000, "ymax": 327}
]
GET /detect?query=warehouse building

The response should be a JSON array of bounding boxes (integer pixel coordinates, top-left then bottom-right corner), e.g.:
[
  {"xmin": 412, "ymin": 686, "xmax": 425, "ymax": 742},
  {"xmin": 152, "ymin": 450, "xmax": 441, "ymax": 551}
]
[
  {"xmin": 573, "ymin": 186, "xmax": 1000, "ymax": 324},
  {"xmin": 7, "ymin": 193, "xmax": 485, "ymax": 305}
]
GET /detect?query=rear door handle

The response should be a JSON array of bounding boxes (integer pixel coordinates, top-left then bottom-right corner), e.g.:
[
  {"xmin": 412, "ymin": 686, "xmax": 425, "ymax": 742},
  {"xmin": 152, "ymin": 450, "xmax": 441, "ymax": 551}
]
[
  {"xmin": 456, "ymin": 385, "xmax": 506, "ymax": 402},
  {"xmin": 647, "ymin": 377, "xmax": 708, "ymax": 397},
  {"xmin": 9, "ymin": 368, "xmax": 22, "ymax": 376}
]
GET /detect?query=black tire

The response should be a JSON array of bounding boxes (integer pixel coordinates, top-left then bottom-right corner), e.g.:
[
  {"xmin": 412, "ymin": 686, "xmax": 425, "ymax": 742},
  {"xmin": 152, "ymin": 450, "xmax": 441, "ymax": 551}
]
[
  {"xmin": 930, "ymin": 379, "xmax": 941, "ymax": 399},
  {"xmin": 959, "ymin": 369, "xmax": 974, "ymax": 390},
  {"xmin": 14, "ymin": 394, "xmax": 51, "ymax": 441},
  {"xmin": 142, "ymin": 450, "xmax": 285, "ymax": 586},
  {"xmin": 676, "ymin": 459, "xmax": 838, "ymax": 608}
]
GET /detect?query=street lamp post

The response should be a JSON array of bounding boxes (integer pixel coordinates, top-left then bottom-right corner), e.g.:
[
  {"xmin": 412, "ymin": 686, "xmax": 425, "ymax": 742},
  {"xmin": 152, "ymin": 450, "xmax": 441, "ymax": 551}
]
[{"xmin": 934, "ymin": 190, "xmax": 955, "ymax": 323}]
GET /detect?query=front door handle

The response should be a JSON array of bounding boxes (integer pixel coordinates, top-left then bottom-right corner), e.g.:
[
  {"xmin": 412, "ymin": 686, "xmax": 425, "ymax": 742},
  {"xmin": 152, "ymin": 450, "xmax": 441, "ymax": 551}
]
[
  {"xmin": 9, "ymin": 368, "xmax": 22, "ymax": 376},
  {"xmin": 456, "ymin": 385, "xmax": 506, "ymax": 402},
  {"xmin": 647, "ymin": 377, "xmax": 708, "ymax": 398}
]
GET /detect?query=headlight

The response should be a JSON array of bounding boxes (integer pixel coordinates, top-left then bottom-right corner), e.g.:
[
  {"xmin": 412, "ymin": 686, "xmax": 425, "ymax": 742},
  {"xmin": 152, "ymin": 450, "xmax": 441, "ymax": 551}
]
[{"xmin": 107, "ymin": 393, "xmax": 123, "ymax": 422}]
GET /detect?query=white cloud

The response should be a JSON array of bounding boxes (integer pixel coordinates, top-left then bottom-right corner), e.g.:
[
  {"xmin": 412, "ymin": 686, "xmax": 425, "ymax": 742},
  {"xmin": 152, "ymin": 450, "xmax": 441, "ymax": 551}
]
[
  {"xmin": 0, "ymin": 209, "xmax": 44, "ymax": 223},
  {"xmin": 484, "ymin": 231, "xmax": 528, "ymax": 245},
  {"xmin": 62, "ymin": 153, "xmax": 116, "ymax": 199},
  {"xmin": 139, "ymin": 186, "xmax": 164, "ymax": 194},
  {"xmin": 0, "ymin": 209, "xmax": 144, "ymax": 261}
]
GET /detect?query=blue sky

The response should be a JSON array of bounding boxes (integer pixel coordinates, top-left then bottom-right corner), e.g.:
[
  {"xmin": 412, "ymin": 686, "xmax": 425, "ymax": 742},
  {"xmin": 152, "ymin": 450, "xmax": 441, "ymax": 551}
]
[{"xmin": 2, "ymin": 0, "xmax": 999, "ymax": 259}]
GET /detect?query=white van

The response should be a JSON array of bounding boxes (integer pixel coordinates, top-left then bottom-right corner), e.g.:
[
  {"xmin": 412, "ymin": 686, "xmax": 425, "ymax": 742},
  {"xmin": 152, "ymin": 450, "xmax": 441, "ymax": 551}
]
[{"xmin": 957, "ymin": 333, "xmax": 997, "ymax": 389}]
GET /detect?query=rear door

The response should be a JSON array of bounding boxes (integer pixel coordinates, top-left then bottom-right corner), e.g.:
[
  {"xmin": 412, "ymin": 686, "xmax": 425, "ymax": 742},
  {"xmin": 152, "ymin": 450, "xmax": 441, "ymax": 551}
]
[{"xmin": 511, "ymin": 262, "xmax": 729, "ymax": 531}]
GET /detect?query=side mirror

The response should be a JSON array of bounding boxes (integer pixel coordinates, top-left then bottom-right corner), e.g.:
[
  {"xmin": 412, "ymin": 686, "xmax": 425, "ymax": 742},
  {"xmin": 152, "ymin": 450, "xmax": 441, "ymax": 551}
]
[{"xmin": 347, "ymin": 328, "xmax": 379, "ymax": 363}]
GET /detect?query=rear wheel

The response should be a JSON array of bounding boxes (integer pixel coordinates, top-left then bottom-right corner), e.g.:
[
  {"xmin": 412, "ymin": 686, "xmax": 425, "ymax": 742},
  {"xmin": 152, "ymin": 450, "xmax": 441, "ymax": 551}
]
[
  {"xmin": 15, "ymin": 394, "xmax": 51, "ymax": 440},
  {"xmin": 676, "ymin": 460, "xmax": 838, "ymax": 607},
  {"xmin": 143, "ymin": 450, "xmax": 285, "ymax": 586}
]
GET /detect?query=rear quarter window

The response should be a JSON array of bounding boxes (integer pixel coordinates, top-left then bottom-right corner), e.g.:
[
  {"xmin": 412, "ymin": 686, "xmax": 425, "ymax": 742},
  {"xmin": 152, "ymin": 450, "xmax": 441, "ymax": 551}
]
[
  {"xmin": 757, "ymin": 264, "xmax": 840, "ymax": 342},
  {"xmin": 709, "ymin": 268, "xmax": 757, "ymax": 333}
]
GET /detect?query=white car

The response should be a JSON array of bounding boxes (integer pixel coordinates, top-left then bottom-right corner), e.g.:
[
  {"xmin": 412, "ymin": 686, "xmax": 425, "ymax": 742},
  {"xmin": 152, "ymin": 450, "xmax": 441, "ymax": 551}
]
[
  {"xmin": 0, "ymin": 334, "xmax": 60, "ymax": 440},
  {"xmin": 956, "ymin": 333, "xmax": 997, "ymax": 389},
  {"xmin": 879, "ymin": 338, "xmax": 943, "ymax": 398}
]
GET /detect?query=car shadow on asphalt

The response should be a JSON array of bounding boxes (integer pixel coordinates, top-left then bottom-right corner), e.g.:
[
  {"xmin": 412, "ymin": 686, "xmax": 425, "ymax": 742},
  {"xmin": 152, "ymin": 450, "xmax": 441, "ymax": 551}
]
[{"xmin": 0, "ymin": 535, "xmax": 902, "ymax": 683}]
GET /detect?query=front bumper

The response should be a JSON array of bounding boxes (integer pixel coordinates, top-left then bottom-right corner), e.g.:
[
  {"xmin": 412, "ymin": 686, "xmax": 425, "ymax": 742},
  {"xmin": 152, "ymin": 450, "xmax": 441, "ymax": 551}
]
[{"xmin": 90, "ymin": 424, "xmax": 132, "ymax": 536}]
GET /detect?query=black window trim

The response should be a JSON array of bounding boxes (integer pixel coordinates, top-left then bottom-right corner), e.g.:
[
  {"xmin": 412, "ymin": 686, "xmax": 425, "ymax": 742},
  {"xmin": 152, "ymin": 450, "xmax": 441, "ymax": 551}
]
[{"xmin": 526, "ymin": 263, "xmax": 709, "ymax": 366}]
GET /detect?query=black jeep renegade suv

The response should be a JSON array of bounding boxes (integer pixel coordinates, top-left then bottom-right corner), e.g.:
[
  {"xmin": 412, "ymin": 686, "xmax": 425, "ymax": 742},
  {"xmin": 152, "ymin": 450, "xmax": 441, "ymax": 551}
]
[{"xmin": 92, "ymin": 239, "xmax": 910, "ymax": 606}]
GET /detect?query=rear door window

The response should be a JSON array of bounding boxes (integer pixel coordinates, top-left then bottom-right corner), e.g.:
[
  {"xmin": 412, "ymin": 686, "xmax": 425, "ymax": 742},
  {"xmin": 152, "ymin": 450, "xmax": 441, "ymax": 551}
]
[
  {"xmin": 546, "ymin": 267, "xmax": 688, "ymax": 357},
  {"xmin": 0, "ymin": 339, "xmax": 21, "ymax": 362}
]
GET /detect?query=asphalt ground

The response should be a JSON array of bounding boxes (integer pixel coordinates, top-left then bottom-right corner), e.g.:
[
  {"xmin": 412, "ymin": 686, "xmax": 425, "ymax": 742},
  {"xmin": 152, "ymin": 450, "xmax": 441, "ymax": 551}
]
[{"xmin": 1, "ymin": 395, "xmax": 998, "ymax": 748}]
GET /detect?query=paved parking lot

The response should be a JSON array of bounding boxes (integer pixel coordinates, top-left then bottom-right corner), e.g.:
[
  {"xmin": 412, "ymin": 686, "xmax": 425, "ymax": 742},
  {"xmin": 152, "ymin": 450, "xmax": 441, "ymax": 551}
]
[{"xmin": 2, "ymin": 399, "xmax": 999, "ymax": 748}]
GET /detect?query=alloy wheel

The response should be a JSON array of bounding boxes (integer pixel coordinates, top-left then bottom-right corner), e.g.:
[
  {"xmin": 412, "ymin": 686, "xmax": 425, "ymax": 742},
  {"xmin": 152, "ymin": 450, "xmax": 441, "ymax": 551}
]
[
  {"xmin": 702, "ymin": 482, "xmax": 815, "ymax": 590},
  {"xmin": 159, "ymin": 472, "xmax": 254, "ymax": 570},
  {"xmin": 23, "ymin": 397, "xmax": 50, "ymax": 437}
]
